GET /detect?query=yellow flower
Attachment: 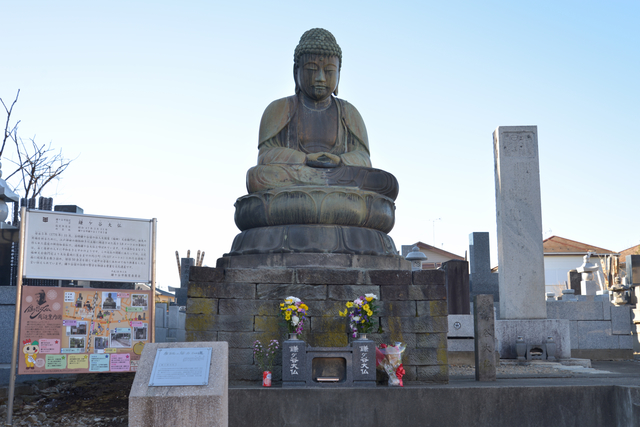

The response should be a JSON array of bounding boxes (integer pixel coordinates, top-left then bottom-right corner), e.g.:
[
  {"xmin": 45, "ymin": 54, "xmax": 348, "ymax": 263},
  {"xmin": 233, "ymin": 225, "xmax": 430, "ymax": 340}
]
[
  {"xmin": 363, "ymin": 304, "xmax": 370, "ymax": 311},
  {"xmin": 288, "ymin": 305, "xmax": 297, "ymax": 311},
  {"xmin": 285, "ymin": 313, "xmax": 291, "ymax": 320},
  {"xmin": 285, "ymin": 299, "xmax": 293, "ymax": 305},
  {"xmin": 366, "ymin": 310, "xmax": 373, "ymax": 316},
  {"xmin": 339, "ymin": 309, "xmax": 347, "ymax": 317},
  {"xmin": 346, "ymin": 302, "xmax": 354, "ymax": 308},
  {"xmin": 361, "ymin": 319, "xmax": 366, "ymax": 323},
  {"xmin": 365, "ymin": 296, "xmax": 373, "ymax": 302},
  {"xmin": 299, "ymin": 304, "xmax": 308, "ymax": 311}
]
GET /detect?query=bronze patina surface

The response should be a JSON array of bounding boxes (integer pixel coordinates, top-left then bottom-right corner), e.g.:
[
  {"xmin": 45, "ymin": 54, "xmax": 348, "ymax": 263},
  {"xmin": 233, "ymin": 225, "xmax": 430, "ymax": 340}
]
[{"xmin": 231, "ymin": 28, "xmax": 400, "ymax": 256}]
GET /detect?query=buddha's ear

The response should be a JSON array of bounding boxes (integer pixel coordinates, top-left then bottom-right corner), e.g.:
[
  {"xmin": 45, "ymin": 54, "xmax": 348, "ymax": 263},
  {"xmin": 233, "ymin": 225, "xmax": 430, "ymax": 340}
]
[
  {"xmin": 293, "ymin": 65, "xmax": 300, "ymax": 94},
  {"xmin": 333, "ymin": 75, "xmax": 340, "ymax": 96}
]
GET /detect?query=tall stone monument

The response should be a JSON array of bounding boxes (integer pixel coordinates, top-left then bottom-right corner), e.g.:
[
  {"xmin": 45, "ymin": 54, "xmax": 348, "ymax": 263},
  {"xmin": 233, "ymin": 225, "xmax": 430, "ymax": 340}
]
[
  {"xmin": 492, "ymin": 126, "xmax": 570, "ymax": 360},
  {"xmin": 493, "ymin": 126, "xmax": 546, "ymax": 320}
]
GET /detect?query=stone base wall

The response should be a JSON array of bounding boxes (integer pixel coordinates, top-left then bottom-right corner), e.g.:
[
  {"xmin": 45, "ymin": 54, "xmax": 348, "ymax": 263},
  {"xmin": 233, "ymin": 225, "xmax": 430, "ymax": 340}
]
[{"xmin": 186, "ymin": 257, "xmax": 448, "ymax": 384}]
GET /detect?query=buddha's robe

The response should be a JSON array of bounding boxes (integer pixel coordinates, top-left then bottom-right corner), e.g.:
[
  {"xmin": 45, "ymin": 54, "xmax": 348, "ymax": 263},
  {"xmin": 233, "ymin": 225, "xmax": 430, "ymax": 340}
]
[{"xmin": 247, "ymin": 95, "xmax": 398, "ymax": 200}]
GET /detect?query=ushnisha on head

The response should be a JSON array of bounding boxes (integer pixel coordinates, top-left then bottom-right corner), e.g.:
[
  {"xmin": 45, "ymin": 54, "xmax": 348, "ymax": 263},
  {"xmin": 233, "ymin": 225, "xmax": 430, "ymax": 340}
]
[{"xmin": 294, "ymin": 28, "xmax": 342, "ymax": 99}]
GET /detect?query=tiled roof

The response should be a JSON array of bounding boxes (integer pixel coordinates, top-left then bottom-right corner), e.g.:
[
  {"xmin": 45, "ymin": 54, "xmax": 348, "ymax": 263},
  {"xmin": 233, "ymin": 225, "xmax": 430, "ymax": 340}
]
[
  {"xmin": 413, "ymin": 242, "xmax": 465, "ymax": 260},
  {"xmin": 542, "ymin": 235, "xmax": 616, "ymax": 254},
  {"xmin": 620, "ymin": 244, "xmax": 640, "ymax": 258}
]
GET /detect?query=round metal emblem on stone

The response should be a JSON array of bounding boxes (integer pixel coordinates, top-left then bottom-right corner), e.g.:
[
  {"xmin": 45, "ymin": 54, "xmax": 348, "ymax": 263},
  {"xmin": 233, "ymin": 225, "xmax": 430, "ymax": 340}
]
[{"xmin": 454, "ymin": 321, "xmax": 462, "ymax": 330}]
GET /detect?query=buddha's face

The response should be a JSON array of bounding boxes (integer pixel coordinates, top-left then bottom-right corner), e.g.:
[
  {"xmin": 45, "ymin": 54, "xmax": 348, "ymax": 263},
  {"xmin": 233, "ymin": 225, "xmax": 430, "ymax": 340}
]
[{"xmin": 296, "ymin": 54, "xmax": 340, "ymax": 102}]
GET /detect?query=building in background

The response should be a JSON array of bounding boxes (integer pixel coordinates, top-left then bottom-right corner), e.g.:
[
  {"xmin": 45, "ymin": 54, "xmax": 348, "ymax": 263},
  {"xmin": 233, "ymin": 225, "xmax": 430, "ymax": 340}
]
[
  {"xmin": 401, "ymin": 242, "xmax": 464, "ymax": 269},
  {"xmin": 135, "ymin": 283, "xmax": 176, "ymax": 305},
  {"xmin": 543, "ymin": 235, "xmax": 618, "ymax": 295}
]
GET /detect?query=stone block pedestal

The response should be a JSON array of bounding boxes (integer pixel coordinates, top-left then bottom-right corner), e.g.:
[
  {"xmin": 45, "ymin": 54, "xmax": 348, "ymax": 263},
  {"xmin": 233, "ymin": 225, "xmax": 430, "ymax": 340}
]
[
  {"xmin": 495, "ymin": 319, "xmax": 571, "ymax": 359},
  {"xmin": 129, "ymin": 341, "xmax": 228, "ymax": 427},
  {"xmin": 186, "ymin": 253, "xmax": 449, "ymax": 385}
]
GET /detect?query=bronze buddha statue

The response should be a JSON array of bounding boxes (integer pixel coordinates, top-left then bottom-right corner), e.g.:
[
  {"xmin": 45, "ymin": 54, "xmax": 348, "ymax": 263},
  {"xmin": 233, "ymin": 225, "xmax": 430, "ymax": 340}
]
[{"xmin": 230, "ymin": 28, "xmax": 400, "ymax": 256}]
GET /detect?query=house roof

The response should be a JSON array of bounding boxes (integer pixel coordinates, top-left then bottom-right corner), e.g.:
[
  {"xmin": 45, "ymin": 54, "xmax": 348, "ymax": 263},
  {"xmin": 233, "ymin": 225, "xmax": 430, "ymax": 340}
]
[
  {"xmin": 620, "ymin": 244, "xmax": 640, "ymax": 258},
  {"xmin": 542, "ymin": 235, "xmax": 617, "ymax": 255},
  {"xmin": 413, "ymin": 242, "xmax": 465, "ymax": 260}
]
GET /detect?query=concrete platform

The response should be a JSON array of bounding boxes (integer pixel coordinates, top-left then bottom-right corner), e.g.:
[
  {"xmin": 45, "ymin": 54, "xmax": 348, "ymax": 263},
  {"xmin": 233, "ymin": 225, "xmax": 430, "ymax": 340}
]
[{"xmin": 228, "ymin": 360, "xmax": 640, "ymax": 427}]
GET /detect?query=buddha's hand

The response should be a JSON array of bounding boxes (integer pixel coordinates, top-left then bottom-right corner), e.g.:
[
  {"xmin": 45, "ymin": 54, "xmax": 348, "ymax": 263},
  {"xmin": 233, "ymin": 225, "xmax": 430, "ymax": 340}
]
[{"xmin": 306, "ymin": 152, "xmax": 341, "ymax": 168}]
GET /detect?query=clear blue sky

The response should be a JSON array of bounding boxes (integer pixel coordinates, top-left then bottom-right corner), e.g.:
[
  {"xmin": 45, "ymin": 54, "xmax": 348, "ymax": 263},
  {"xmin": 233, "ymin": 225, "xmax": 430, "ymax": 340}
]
[{"xmin": 3, "ymin": 1, "xmax": 639, "ymax": 290}]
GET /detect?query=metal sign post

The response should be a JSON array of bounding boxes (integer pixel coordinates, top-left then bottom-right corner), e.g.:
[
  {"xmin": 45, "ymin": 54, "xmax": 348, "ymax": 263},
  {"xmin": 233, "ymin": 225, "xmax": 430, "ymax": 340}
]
[{"xmin": 6, "ymin": 207, "xmax": 27, "ymax": 427}]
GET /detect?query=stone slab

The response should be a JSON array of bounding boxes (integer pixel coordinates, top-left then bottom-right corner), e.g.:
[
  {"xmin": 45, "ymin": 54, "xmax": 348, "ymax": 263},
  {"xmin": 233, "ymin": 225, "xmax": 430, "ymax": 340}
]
[
  {"xmin": 168, "ymin": 306, "xmax": 180, "ymax": 328},
  {"xmin": 156, "ymin": 327, "xmax": 168, "ymax": 343},
  {"xmin": 0, "ymin": 286, "xmax": 17, "ymax": 304},
  {"xmin": 129, "ymin": 341, "xmax": 228, "ymax": 427},
  {"xmin": 577, "ymin": 321, "xmax": 619, "ymax": 349},
  {"xmin": 189, "ymin": 282, "xmax": 256, "ymax": 299},
  {"xmin": 216, "ymin": 253, "xmax": 411, "ymax": 270},
  {"xmin": 495, "ymin": 319, "xmax": 571, "ymax": 359},
  {"xmin": 448, "ymin": 314, "xmax": 474, "ymax": 338},
  {"xmin": 225, "ymin": 268, "xmax": 295, "ymax": 284},
  {"xmin": 546, "ymin": 301, "xmax": 605, "ymax": 321},
  {"xmin": 227, "ymin": 384, "xmax": 630, "ymax": 426},
  {"xmin": 493, "ymin": 126, "xmax": 546, "ymax": 320},
  {"xmin": 447, "ymin": 339, "xmax": 474, "ymax": 352},
  {"xmin": 155, "ymin": 304, "xmax": 167, "ymax": 328},
  {"xmin": 256, "ymin": 284, "xmax": 326, "ymax": 301},
  {"xmin": 0, "ymin": 305, "xmax": 16, "ymax": 364},
  {"xmin": 611, "ymin": 306, "xmax": 632, "ymax": 335}
]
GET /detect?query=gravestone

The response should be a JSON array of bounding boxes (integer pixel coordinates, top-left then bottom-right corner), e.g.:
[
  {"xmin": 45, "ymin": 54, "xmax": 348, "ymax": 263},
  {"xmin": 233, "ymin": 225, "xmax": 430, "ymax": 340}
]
[
  {"xmin": 468, "ymin": 232, "xmax": 499, "ymax": 302},
  {"xmin": 175, "ymin": 257, "xmax": 195, "ymax": 306},
  {"xmin": 493, "ymin": 126, "xmax": 546, "ymax": 319},
  {"xmin": 473, "ymin": 295, "xmax": 496, "ymax": 381},
  {"xmin": 442, "ymin": 259, "xmax": 470, "ymax": 314},
  {"xmin": 129, "ymin": 341, "xmax": 228, "ymax": 427},
  {"xmin": 627, "ymin": 255, "xmax": 640, "ymax": 285},
  {"xmin": 567, "ymin": 270, "xmax": 581, "ymax": 294}
]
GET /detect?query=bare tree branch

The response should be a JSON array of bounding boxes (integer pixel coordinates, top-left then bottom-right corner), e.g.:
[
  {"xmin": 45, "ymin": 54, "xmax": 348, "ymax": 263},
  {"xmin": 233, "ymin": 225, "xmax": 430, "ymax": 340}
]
[
  {"xmin": 1, "ymin": 89, "xmax": 20, "ymax": 158},
  {"xmin": 1, "ymin": 89, "xmax": 75, "ymax": 201}
]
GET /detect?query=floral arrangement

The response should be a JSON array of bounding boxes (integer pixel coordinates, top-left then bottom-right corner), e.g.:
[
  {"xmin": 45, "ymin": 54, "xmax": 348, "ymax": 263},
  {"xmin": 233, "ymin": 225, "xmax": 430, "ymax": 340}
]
[
  {"xmin": 376, "ymin": 342, "xmax": 406, "ymax": 386},
  {"xmin": 253, "ymin": 339, "xmax": 279, "ymax": 372},
  {"xmin": 339, "ymin": 293, "xmax": 379, "ymax": 337},
  {"xmin": 280, "ymin": 296, "xmax": 309, "ymax": 334}
]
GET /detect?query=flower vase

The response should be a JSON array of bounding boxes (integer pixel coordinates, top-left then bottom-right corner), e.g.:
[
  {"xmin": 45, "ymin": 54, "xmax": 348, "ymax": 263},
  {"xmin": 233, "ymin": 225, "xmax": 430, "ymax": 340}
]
[
  {"xmin": 288, "ymin": 333, "xmax": 299, "ymax": 340},
  {"xmin": 262, "ymin": 371, "xmax": 272, "ymax": 387},
  {"xmin": 356, "ymin": 333, "xmax": 368, "ymax": 340}
]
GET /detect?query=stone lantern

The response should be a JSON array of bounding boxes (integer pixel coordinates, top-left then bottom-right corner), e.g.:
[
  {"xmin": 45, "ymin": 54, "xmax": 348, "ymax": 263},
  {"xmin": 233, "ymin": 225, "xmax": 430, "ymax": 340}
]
[{"xmin": 405, "ymin": 246, "xmax": 427, "ymax": 271}]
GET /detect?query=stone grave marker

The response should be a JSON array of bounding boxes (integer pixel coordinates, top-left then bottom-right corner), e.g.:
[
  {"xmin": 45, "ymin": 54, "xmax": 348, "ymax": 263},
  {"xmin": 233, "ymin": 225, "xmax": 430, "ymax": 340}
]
[{"xmin": 473, "ymin": 294, "xmax": 496, "ymax": 381}]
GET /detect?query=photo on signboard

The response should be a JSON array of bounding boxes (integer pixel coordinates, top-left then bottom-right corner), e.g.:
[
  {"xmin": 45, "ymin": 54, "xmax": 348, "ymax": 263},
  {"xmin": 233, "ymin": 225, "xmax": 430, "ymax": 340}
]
[
  {"xmin": 94, "ymin": 336, "xmax": 109, "ymax": 352},
  {"xmin": 66, "ymin": 321, "xmax": 87, "ymax": 336},
  {"xmin": 69, "ymin": 336, "xmax": 86, "ymax": 349},
  {"xmin": 101, "ymin": 292, "xmax": 121, "ymax": 310},
  {"xmin": 131, "ymin": 294, "xmax": 148, "ymax": 309},
  {"xmin": 133, "ymin": 324, "xmax": 148, "ymax": 340},
  {"xmin": 110, "ymin": 330, "xmax": 132, "ymax": 348}
]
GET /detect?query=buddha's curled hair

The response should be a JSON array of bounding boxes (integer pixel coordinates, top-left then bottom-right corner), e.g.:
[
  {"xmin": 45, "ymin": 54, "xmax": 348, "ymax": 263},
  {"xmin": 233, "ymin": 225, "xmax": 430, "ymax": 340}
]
[{"xmin": 294, "ymin": 28, "xmax": 342, "ymax": 69}]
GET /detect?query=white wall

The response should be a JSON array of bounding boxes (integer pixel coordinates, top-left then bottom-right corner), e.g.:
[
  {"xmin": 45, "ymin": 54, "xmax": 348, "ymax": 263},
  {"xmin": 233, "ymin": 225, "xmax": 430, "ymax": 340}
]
[{"xmin": 543, "ymin": 255, "xmax": 606, "ymax": 295}]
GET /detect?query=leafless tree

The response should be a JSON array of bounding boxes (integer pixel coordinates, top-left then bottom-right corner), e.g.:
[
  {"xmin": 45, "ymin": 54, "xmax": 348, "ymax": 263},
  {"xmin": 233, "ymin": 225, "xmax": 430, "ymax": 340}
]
[{"xmin": 1, "ymin": 90, "xmax": 74, "ymax": 200}]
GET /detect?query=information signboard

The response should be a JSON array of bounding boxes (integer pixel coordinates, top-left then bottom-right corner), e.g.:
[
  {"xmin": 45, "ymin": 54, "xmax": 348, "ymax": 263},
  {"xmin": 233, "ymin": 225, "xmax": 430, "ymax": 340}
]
[
  {"xmin": 18, "ymin": 286, "xmax": 151, "ymax": 375},
  {"xmin": 23, "ymin": 210, "xmax": 152, "ymax": 282}
]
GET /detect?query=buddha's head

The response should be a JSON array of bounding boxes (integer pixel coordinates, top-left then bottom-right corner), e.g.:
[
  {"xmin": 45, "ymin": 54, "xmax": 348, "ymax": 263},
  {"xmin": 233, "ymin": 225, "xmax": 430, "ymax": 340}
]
[{"xmin": 294, "ymin": 28, "xmax": 342, "ymax": 100}]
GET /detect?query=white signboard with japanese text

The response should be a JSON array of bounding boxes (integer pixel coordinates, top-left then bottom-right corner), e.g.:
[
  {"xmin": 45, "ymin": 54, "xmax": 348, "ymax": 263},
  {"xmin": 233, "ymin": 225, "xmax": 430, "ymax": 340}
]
[{"xmin": 23, "ymin": 210, "xmax": 152, "ymax": 282}]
